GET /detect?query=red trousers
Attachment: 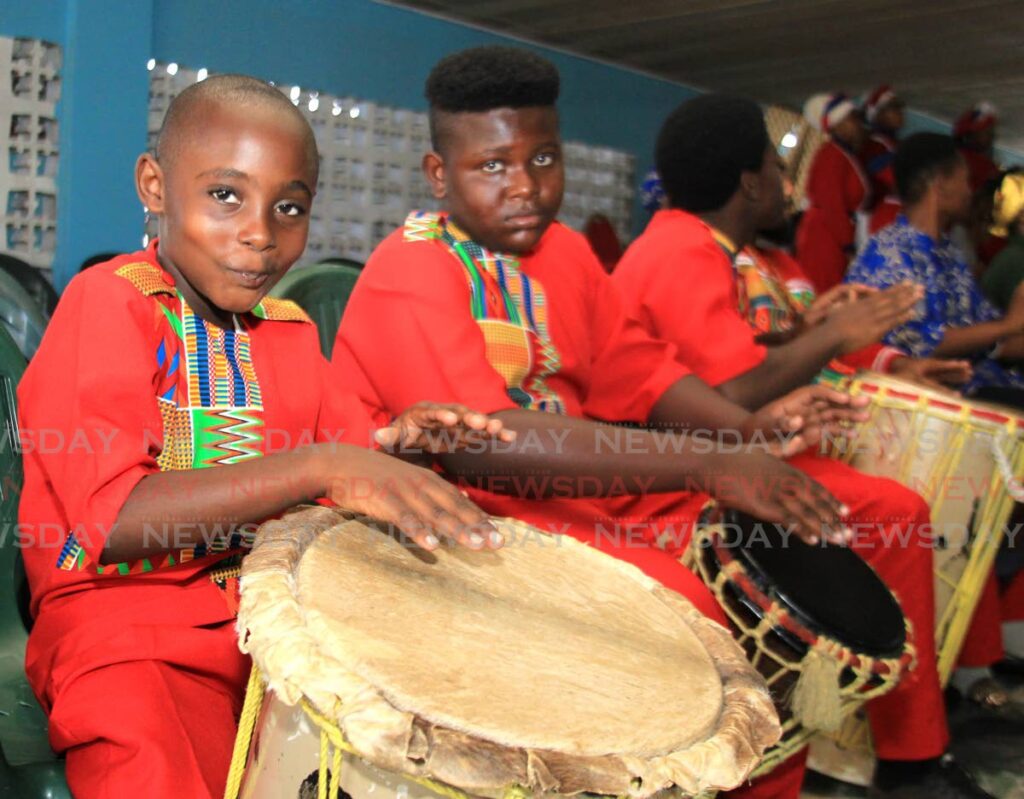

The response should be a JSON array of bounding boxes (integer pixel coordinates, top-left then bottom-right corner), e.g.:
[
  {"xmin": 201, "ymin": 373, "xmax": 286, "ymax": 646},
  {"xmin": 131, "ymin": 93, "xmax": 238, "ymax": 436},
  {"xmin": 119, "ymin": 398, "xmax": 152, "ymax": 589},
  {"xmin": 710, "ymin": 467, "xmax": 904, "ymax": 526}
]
[
  {"xmin": 27, "ymin": 571, "xmax": 247, "ymax": 799},
  {"xmin": 1005, "ymin": 570, "xmax": 1024, "ymax": 621},
  {"xmin": 959, "ymin": 574, "xmax": 1006, "ymax": 666},
  {"xmin": 792, "ymin": 452, "xmax": 948, "ymax": 761}
]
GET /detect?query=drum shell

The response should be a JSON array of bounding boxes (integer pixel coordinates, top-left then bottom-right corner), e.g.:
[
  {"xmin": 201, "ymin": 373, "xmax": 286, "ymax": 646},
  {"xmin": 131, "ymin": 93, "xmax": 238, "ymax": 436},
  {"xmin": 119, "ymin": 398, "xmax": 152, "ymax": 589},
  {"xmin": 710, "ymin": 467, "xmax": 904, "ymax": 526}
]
[{"xmin": 240, "ymin": 691, "xmax": 443, "ymax": 799}]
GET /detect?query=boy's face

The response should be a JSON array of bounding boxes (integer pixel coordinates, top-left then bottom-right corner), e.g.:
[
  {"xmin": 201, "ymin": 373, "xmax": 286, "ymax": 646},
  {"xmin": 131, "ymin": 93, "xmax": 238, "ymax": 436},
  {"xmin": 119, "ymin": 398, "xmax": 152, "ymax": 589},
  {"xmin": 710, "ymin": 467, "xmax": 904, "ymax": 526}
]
[
  {"xmin": 752, "ymin": 148, "xmax": 787, "ymax": 231},
  {"xmin": 424, "ymin": 106, "xmax": 564, "ymax": 254},
  {"xmin": 138, "ymin": 103, "xmax": 316, "ymax": 317},
  {"xmin": 938, "ymin": 158, "xmax": 973, "ymax": 223},
  {"xmin": 876, "ymin": 104, "xmax": 905, "ymax": 133}
]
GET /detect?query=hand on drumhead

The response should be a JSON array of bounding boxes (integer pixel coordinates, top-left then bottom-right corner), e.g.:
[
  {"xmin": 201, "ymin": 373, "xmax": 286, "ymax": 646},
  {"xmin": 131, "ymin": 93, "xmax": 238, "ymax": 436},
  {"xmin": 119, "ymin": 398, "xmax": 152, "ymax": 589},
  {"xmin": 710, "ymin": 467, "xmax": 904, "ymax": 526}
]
[
  {"xmin": 326, "ymin": 448, "xmax": 503, "ymax": 551},
  {"xmin": 827, "ymin": 282, "xmax": 923, "ymax": 354},
  {"xmin": 888, "ymin": 356, "xmax": 972, "ymax": 393},
  {"xmin": 745, "ymin": 385, "xmax": 870, "ymax": 456},
  {"xmin": 375, "ymin": 402, "xmax": 516, "ymax": 458},
  {"xmin": 709, "ymin": 453, "xmax": 852, "ymax": 546}
]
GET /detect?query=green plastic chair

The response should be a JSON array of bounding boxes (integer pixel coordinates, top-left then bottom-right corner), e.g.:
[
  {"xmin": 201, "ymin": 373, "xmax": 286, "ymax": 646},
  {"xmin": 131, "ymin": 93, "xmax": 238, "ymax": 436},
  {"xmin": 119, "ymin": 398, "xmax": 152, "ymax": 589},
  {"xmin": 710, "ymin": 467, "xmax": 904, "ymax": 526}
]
[
  {"xmin": 0, "ymin": 256, "xmax": 58, "ymax": 319},
  {"xmin": 271, "ymin": 260, "xmax": 362, "ymax": 358},
  {"xmin": 0, "ymin": 325, "xmax": 68, "ymax": 797},
  {"xmin": 0, "ymin": 270, "xmax": 47, "ymax": 361}
]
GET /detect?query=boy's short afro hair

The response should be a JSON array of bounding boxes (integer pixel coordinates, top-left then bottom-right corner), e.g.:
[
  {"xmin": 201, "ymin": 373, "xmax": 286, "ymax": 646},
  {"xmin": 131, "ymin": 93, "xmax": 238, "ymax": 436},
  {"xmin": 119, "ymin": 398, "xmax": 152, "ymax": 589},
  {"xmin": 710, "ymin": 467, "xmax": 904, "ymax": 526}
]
[
  {"xmin": 656, "ymin": 93, "xmax": 769, "ymax": 213},
  {"xmin": 426, "ymin": 46, "xmax": 560, "ymax": 114}
]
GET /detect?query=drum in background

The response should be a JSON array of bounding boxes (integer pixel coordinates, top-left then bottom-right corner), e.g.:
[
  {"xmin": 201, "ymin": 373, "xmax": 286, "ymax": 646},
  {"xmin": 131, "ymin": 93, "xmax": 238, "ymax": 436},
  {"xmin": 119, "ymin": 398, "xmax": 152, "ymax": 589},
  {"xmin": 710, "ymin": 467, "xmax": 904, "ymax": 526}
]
[
  {"xmin": 226, "ymin": 506, "xmax": 782, "ymax": 799},
  {"xmin": 807, "ymin": 371, "xmax": 1024, "ymax": 785},
  {"xmin": 681, "ymin": 506, "xmax": 913, "ymax": 777},
  {"xmin": 830, "ymin": 372, "xmax": 1024, "ymax": 683}
]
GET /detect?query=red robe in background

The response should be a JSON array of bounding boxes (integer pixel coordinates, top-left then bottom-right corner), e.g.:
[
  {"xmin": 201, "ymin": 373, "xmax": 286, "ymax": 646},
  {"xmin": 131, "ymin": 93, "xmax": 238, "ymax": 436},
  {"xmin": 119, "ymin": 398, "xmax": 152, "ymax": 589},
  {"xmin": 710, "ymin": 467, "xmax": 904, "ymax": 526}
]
[
  {"xmin": 614, "ymin": 209, "xmax": 949, "ymax": 763},
  {"xmin": 962, "ymin": 147, "xmax": 1001, "ymax": 194},
  {"xmin": 863, "ymin": 131, "xmax": 903, "ymax": 234},
  {"xmin": 796, "ymin": 139, "xmax": 871, "ymax": 292}
]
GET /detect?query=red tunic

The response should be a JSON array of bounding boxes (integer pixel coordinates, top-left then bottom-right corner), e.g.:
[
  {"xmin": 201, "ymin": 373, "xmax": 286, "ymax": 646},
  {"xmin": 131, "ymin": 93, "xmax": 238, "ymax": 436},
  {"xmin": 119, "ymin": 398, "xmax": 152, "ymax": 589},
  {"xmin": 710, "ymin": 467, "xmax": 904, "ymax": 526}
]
[
  {"xmin": 609, "ymin": 210, "xmax": 768, "ymax": 386},
  {"xmin": 796, "ymin": 139, "xmax": 871, "ymax": 292},
  {"xmin": 614, "ymin": 209, "xmax": 948, "ymax": 761},
  {"xmin": 19, "ymin": 244, "xmax": 380, "ymax": 798}
]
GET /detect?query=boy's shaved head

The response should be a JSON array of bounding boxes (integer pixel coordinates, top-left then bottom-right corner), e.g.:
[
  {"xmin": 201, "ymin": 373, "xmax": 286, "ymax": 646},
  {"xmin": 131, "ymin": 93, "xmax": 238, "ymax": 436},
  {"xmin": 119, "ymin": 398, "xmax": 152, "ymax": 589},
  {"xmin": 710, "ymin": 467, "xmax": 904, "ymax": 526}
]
[
  {"xmin": 156, "ymin": 74, "xmax": 319, "ymax": 177},
  {"xmin": 425, "ymin": 46, "xmax": 560, "ymax": 152}
]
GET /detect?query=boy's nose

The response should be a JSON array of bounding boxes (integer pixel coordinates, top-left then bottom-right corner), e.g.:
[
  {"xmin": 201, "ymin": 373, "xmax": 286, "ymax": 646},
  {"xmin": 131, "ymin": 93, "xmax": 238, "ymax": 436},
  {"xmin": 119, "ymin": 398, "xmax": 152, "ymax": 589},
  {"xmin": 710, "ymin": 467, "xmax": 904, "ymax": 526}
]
[
  {"xmin": 239, "ymin": 210, "xmax": 275, "ymax": 251},
  {"xmin": 507, "ymin": 168, "xmax": 539, "ymax": 200}
]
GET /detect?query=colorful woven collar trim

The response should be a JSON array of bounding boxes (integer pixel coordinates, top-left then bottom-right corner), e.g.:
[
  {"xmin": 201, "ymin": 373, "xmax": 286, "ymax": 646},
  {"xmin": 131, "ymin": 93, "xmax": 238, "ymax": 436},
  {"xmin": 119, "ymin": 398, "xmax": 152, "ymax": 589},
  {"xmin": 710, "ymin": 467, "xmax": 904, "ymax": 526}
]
[{"xmin": 113, "ymin": 261, "xmax": 310, "ymax": 323}]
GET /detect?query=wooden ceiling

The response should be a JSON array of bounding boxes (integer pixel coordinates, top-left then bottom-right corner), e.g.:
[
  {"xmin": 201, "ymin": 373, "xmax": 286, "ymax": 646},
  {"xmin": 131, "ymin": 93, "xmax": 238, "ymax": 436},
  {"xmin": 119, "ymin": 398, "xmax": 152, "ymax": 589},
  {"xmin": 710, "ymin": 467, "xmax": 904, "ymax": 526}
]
[{"xmin": 392, "ymin": 0, "xmax": 1024, "ymax": 152}]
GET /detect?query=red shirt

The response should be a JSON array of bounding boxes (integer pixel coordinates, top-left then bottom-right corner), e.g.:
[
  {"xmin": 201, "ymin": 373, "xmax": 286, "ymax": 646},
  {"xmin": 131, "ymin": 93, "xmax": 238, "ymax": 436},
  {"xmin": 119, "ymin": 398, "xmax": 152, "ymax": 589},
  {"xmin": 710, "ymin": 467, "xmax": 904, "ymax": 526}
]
[
  {"xmin": 19, "ymin": 244, "xmax": 379, "ymax": 620},
  {"xmin": 332, "ymin": 211, "xmax": 692, "ymax": 528},
  {"xmin": 613, "ymin": 209, "xmax": 768, "ymax": 386}
]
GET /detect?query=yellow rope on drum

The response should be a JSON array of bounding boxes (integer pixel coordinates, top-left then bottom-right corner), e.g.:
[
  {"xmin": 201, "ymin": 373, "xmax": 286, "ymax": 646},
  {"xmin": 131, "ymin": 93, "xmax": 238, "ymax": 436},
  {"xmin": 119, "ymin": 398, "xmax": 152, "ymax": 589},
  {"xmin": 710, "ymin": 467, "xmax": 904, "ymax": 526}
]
[{"xmin": 224, "ymin": 663, "xmax": 267, "ymax": 799}]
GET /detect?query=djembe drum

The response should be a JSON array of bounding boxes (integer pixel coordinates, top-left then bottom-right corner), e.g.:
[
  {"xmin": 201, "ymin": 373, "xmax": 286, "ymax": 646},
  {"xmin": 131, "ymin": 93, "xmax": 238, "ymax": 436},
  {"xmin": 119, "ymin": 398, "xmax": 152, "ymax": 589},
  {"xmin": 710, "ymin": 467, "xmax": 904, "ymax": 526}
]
[
  {"xmin": 808, "ymin": 372, "xmax": 1024, "ymax": 784},
  {"xmin": 224, "ymin": 506, "xmax": 782, "ymax": 799},
  {"xmin": 682, "ymin": 507, "xmax": 915, "ymax": 777}
]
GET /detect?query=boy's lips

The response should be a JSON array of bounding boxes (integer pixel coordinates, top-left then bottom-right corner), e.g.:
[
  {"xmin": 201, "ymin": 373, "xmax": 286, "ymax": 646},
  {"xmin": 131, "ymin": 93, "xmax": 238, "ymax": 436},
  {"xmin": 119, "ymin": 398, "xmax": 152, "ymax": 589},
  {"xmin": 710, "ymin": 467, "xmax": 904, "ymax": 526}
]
[
  {"xmin": 505, "ymin": 213, "xmax": 545, "ymax": 228},
  {"xmin": 225, "ymin": 266, "xmax": 273, "ymax": 288}
]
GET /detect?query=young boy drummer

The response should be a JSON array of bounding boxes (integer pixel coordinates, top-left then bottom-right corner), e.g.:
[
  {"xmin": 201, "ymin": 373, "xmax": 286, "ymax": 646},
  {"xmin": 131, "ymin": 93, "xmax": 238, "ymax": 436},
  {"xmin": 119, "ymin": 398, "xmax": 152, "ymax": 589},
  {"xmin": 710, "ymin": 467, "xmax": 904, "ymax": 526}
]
[
  {"xmin": 19, "ymin": 74, "xmax": 513, "ymax": 799},
  {"xmin": 613, "ymin": 94, "xmax": 992, "ymax": 798},
  {"xmin": 329, "ymin": 47, "xmax": 895, "ymax": 798}
]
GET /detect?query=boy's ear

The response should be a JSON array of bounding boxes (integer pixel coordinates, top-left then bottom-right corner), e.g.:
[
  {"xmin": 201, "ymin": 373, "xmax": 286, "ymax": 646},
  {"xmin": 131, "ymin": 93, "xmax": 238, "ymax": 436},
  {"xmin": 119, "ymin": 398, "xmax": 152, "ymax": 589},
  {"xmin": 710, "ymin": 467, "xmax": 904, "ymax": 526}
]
[
  {"xmin": 740, "ymin": 171, "xmax": 760, "ymax": 203},
  {"xmin": 135, "ymin": 153, "xmax": 167, "ymax": 214},
  {"xmin": 422, "ymin": 151, "xmax": 447, "ymax": 201}
]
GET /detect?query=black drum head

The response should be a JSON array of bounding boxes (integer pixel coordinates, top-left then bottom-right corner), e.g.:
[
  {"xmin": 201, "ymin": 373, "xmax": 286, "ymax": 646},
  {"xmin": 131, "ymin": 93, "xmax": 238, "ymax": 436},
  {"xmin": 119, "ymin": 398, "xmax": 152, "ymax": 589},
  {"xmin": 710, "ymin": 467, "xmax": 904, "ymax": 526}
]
[{"xmin": 713, "ymin": 510, "xmax": 906, "ymax": 657}]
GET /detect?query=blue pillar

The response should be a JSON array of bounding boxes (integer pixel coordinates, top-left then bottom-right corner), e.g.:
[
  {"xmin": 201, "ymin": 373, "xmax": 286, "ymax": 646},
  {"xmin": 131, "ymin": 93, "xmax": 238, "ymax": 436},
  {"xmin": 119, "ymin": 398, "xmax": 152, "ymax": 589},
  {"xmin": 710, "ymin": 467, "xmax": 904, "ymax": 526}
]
[{"xmin": 56, "ymin": 0, "xmax": 154, "ymax": 288}]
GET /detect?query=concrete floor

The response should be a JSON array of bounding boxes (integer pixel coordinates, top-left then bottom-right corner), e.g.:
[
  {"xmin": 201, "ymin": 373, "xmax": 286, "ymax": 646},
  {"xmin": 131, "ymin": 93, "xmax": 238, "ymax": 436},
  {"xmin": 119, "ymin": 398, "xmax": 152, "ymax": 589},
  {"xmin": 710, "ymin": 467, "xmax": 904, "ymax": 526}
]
[{"xmin": 801, "ymin": 672, "xmax": 1024, "ymax": 798}]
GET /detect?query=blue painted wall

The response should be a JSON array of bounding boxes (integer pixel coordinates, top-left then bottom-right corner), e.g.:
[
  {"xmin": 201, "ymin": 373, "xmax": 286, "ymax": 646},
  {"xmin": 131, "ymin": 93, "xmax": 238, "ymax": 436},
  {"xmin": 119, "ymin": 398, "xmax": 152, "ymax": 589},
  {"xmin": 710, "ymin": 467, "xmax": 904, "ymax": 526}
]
[
  {"xmin": 2, "ymin": 0, "xmax": 1019, "ymax": 288},
  {"xmin": 4, "ymin": 0, "xmax": 700, "ymax": 287},
  {"xmin": 150, "ymin": 0, "xmax": 699, "ymax": 252}
]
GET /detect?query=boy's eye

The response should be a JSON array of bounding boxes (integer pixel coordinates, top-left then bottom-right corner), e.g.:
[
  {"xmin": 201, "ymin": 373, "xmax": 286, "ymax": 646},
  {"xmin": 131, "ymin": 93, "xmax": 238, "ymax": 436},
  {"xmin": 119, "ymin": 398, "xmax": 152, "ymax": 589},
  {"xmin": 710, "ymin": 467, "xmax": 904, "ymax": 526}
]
[
  {"xmin": 209, "ymin": 188, "xmax": 240, "ymax": 204},
  {"xmin": 533, "ymin": 152, "xmax": 557, "ymax": 167},
  {"xmin": 276, "ymin": 201, "xmax": 307, "ymax": 218},
  {"xmin": 481, "ymin": 160, "xmax": 504, "ymax": 174}
]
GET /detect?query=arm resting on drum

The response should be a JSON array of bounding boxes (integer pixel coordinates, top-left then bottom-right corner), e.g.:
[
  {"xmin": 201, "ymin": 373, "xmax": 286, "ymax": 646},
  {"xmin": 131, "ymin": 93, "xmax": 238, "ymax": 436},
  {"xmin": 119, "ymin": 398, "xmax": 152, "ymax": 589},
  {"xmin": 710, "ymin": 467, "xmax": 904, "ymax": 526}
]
[{"xmin": 105, "ymin": 445, "xmax": 334, "ymax": 563}]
